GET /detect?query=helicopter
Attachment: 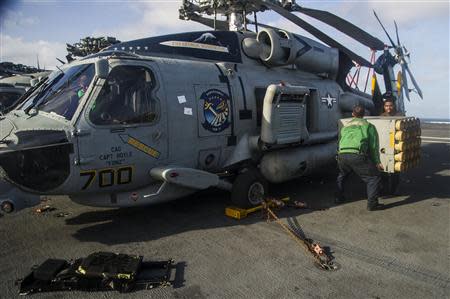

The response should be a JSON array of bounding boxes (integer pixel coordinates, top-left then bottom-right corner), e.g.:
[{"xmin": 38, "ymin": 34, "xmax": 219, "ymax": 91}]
[
  {"xmin": 0, "ymin": 72, "xmax": 52, "ymax": 114},
  {"xmin": 0, "ymin": 0, "xmax": 422, "ymax": 213},
  {"xmin": 0, "ymin": 60, "xmax": 51, "ymax": 114}
]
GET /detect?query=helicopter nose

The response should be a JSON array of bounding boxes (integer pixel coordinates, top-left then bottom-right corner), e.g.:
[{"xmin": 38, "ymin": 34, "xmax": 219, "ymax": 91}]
[{"xmin": 0, "ymin": 130, "xmax": 73, "ymax": 193}]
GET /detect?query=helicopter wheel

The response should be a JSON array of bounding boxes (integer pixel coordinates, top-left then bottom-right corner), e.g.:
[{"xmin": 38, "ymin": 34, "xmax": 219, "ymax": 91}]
[
  {"xmin": 1, "ymin": 201, "xmax": 14, "ymax": 213},
  {"xmin": 231, "ymin": 168, "xmax": 268, "ymax": 208}
]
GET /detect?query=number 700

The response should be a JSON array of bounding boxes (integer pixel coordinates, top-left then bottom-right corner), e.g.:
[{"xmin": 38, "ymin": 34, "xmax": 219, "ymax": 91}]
[{"xmin": 80, "ymin": 166, "xmax": 133, "ymax": 190}]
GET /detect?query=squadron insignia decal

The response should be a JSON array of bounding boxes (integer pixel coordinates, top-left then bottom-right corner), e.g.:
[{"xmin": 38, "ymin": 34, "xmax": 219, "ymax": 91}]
[
  {"xmin": 201, "ymin": 89, "xmax": 230, "ymax": 133},
  {"xmin": 321, "ymin": 93, "xmax": 337, "ymax": 109}
]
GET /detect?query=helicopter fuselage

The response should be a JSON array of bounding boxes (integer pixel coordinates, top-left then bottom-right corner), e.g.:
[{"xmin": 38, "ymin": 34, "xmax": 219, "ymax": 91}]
[{"xmin": 0, "ymin": 30, "xmax": 375, "ymax": 211}]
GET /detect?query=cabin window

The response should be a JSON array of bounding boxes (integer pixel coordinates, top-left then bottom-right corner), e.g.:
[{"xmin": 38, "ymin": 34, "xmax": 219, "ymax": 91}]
[{"xmin": 89, "ymin": 65, "xmax": 158, "ymax": 125}]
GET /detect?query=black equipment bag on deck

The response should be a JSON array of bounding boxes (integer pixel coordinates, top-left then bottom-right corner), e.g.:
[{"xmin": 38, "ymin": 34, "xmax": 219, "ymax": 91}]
[
  {"xmin": 17, "ymin": 251, "xmax": 173, "ymax": 295},
  {"xmin": 76, "ymin": 251, "xmax": 141, "ymax": 280}
]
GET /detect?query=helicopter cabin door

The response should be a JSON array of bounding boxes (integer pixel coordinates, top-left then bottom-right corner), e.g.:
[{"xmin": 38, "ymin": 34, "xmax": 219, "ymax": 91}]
[{"xmin": 74, "ymin": 62, "xmax": 168, "ymax": 193}]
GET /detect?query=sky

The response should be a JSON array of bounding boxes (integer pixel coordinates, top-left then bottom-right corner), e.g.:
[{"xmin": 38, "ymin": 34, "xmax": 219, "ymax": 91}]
[{"xmin": 0, "ymin": 0, "xmax": 449, "ymax": 119}]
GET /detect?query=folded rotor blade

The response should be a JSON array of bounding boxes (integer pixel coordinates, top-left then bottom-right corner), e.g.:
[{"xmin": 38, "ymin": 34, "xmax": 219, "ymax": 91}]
[
  {"xmin": 189, "ymin": 13, "xmax": 229, "ymax": 31},
  {"xmin": 246, "ymin": 18, "xmax": 279, "ymax": 30},
  {"xmin": 373, "ymin": 10, "xmax": 396, "ymax": 48},
  {"xmin": 394, "ymin": 20, "xmax": 401, "ymax": 46},
  {"xmin": 293, "ymin": 6, "xmax": 385, "ymax": 50},
  {"xmin": 257, "ymin": 0, "xmax": 372, "ymax": 67},
  {"xmin": 404, "ymin": 62, "xmax": 423, "ymax": 99},
  {"xmin": 401, "ymin": 64, "xmax": 411, "ymax": 102}
]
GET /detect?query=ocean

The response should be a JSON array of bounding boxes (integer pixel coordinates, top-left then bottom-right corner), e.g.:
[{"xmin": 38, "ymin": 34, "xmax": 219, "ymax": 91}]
[{"xmin": 421, "ymin": 118, "xmax": 450, "ymax": 124}]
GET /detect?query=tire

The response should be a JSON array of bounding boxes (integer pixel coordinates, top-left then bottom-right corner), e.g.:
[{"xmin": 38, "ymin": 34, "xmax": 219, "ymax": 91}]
[
  {"xmin": 231, "ymin": 168, "xmax": 268, "ymax": 208},
  {"xmin": 0, "ymin": 201, "xmax": 14, "ymax": 213}
]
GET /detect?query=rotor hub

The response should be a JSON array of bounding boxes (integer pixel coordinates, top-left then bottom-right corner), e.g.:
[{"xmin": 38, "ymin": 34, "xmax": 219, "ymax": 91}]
[
  {"xmin": 181, "ymin": 0, "xmax": 267, "ymax": 16},
  {"xmin": 180, "ymin": 0, "xmax": 296, "ymax": 31}
]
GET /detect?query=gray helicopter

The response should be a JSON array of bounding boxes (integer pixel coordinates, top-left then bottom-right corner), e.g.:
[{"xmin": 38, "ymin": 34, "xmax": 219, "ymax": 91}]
[
  {"xmin": 0, "ymin": 61, "xmax": 51, "ymax": 114},
  {"xmin": 0, "ymin": 72, "xmax": 51, "ymax": 114},
  {"xmin": 0, "ymin": 0, "xmax": 422, "ymax": 213}
]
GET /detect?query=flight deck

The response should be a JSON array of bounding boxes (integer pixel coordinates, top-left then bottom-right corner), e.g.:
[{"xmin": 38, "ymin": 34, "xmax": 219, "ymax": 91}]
[{"xmin": 0, "ymin": 123, "xmax": 448, "ymax": 298}]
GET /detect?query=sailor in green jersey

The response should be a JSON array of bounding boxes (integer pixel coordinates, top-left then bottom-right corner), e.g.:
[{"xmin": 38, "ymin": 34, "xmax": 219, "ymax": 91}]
[{"xmin": 336, "ymin": 104, "xmax": 385, "ymax": 211}]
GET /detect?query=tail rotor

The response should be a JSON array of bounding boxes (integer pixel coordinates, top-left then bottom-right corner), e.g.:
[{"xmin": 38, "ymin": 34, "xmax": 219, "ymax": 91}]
[{"xmin": 374, "ymin": 11, "xmax": 423, "ymax": 101}]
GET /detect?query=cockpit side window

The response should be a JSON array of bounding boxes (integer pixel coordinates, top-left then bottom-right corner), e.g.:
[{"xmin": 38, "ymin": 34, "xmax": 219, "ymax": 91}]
[
  {"xmin": 37, "ymin": 64, "xmax": 95, "ymax": 120},
  {"xmin": 89, "ymin": 65, "xmax": 158, "ymax": 126}
]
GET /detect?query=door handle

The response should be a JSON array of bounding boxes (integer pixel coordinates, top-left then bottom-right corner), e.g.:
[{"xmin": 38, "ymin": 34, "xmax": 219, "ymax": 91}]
[
  {"xmin": 75, "ymin": 156, "xmax": 95, "ymax": 165},
  {"xmin": 152, "ymin": 131, "xmax": 162, "ymax": 141},
  {"xmin": 71, "ymin": 129, "xmax": 91, "ymax": 137}
]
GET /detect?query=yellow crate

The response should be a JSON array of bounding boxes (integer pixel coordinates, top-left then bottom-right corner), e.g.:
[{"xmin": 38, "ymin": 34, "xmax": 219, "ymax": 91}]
[
  {"xmin": 225, "ymin": 197, "xmax": 290, "ymax": 220},
  {"xmin": 225, "ymin": 207, "xmax": 251, "ymax": 220}
]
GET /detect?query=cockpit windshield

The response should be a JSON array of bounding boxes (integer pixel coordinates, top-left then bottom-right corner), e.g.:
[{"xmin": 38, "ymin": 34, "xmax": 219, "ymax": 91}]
[{"xmin": 19, "ymin": 63, "xmax": 95, "ymax": 120}]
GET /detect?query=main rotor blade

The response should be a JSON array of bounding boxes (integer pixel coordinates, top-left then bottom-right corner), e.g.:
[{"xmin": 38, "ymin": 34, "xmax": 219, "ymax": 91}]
[
  {"xmin": 188, "ymin": 13, "xmax": 229, "ymax": 31},
  {"xmin": 257, "ymin": 0, "xmax": 372, "ymax": 67},
  {"xmin": 403, "ymin": 62, "xmax": 423, "ymax": 99},
  {"xmin": 394, "ymin": 20, "xmax": 401, "ymax": 46},
  {"xmin": 373, "ymin": 10, "xmax": 396, "ymax": 48},
  {"xmin": 293, "ymin": 6, "xmax": 385, "ymax": 50},
  {"xmin": 401, "ymin": 64, "xmax": 411, "ymax": 102},
  {"xmin": 246, "ymin": 18, "xmax": 279, "ymax": 30}
]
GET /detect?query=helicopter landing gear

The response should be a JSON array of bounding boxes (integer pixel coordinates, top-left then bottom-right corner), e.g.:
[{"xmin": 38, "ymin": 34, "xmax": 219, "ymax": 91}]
[
  {"xmin": 1, "ymin": 200, "xmax": 14, "ymax": 213},
  {"xmin": 231, "ymin": 168, "xmax": 268, "ymax": 208}
]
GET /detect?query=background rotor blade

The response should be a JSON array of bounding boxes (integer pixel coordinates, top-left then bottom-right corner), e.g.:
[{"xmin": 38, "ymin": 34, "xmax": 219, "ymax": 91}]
[
  {"xmin": 293, "ymin": 6, "xmax": 385, "ymax": 50},
  {"xmin": 401, "ymin": 64, "xmax": 411, "ymax": 102},
  {"xmin": 404, "ymin": 63, "xmax": 423, "ymax": 99},
  {"xmin": 373, "ymin": 10, "xmax": 396, "ymax": 48},
  {"xmin": 258, "ymin": 0, "xmax": 372, "ymax": 67},
  {"xmin": 394, "ymin": 20, "xmax": 401, "ymax": 46}
]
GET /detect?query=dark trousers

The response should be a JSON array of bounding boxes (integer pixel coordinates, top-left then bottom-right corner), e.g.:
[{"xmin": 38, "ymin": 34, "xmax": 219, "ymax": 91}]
[
  {"xmin": 336, "ymin": 153, "xmax": 381, "ymax": 204},
  {"xmin": 381, "ymin": 173, "xmax": 400, "ymax": 195}
]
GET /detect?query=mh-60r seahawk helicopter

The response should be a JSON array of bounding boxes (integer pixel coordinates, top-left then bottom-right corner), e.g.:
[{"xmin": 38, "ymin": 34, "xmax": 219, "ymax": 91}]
[{"xmin": 0, "ymin": 0, "xmax": 422, "ymax": 213}]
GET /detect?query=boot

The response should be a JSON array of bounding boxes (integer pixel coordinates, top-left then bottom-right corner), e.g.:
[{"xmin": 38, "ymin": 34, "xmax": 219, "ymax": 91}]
[{"xmin": 367, "ymin": 201, "xmax": 385, "ymax": 211}]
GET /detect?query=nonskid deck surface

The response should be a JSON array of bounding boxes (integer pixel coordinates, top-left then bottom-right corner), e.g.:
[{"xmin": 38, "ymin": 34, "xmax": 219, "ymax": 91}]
[{"xmin": 0, "ymin": 124, "xmax": 448, "ymax": 298}]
